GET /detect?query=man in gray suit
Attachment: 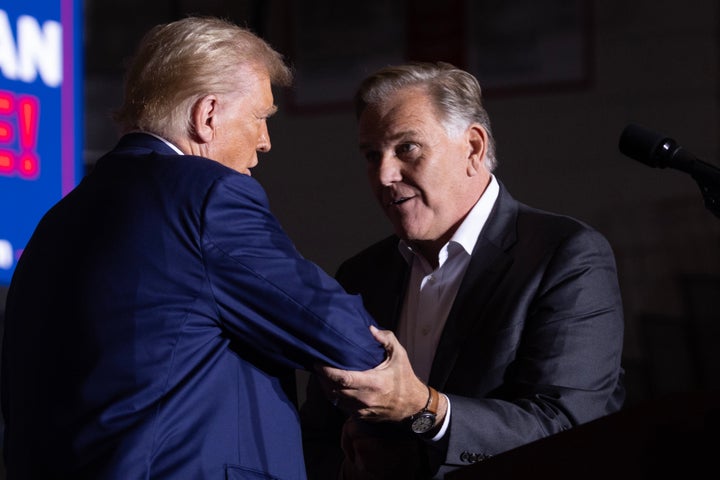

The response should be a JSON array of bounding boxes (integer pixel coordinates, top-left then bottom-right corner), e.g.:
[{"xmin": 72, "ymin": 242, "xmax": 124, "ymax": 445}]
[{"xmin": 301, "ymin": 62, "xmax": 625, "ymax": 479}]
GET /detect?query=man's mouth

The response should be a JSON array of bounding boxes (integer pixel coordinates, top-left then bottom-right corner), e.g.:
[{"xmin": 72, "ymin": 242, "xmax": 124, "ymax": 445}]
[{"xmin": 389, "ymin": 196, "xmax": 412, "ymax": 206}]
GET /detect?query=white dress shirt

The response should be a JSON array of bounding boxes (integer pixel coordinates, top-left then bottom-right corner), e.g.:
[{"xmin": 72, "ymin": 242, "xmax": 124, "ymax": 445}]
[{"xmin": 397, "ymin": 175, "xmax": 499, "ymax": 438}]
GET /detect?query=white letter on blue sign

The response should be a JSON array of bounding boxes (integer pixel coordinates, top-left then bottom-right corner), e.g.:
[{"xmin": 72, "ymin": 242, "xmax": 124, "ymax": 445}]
[
  {"xmin": 0, "ymin": 239, "xmax": 12, "ymax": 269},
  {"xmin": 0, "ymin": 10, "xmax": 18, "ymax": 81},
  {"xmin": 0, "ymin": 11, "xmax": 62, "ymax": 87},
  {"xmin": 18, "ymin": 15, "xmax": 62, "ymax": 87}
]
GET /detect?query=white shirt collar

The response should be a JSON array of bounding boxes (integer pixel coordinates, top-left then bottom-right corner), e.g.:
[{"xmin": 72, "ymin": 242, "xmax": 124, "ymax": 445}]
[
  {"xmin": 451, "ymin": 174, "xmax": 499, "ymax": 255},
  {"xmin": 399, "ymin": 174, "xmax": 499, "ymax": 264},
  {"xmin": 140, "ymin": 131, "xmax": 184, "ymax": 155}
]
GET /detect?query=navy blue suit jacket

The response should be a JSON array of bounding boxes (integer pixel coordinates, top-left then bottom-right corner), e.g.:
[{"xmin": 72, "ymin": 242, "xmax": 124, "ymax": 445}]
[
  {"xmin": 2, "ymin": 133, "xmax": 385, "ymax": 479},
  {"xmin": 302, "ymin": 182, "xmax": 625, "ymax": 478}
]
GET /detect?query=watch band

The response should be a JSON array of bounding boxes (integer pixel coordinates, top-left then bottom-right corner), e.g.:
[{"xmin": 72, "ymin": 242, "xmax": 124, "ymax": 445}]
[
  {"xmin": 409, "ymin": 385, "xmax": 440, "ymax": 434},
  {"xmin": 426, "ymin": 386, "xmax": 439, "ymax": 415}
]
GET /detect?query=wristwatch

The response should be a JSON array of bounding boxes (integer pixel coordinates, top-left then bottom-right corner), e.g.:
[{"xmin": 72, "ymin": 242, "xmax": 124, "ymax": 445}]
[{"xmin": 409, "ymin": 385, "xmax": 439, "ymax": 434}]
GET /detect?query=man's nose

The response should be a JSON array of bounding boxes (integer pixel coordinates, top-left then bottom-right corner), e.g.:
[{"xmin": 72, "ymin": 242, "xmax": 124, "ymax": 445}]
[
  {"xmin": 257, "ymin": 125, "xmax": 271, "ymax": 152},
  {"xmin": 377, "ymin": 155, "xmax": 402, "ymax": 185}
]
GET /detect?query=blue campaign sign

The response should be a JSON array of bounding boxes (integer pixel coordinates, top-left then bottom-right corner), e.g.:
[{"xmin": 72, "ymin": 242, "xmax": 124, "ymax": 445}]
[{"xmin": 0, "ymin": 0, "xmax": 83, "ymax": 285}]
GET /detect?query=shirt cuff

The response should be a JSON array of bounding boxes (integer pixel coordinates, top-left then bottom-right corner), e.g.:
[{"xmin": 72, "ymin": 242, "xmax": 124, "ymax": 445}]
[{"xmin": 429, "ymin": 394, "xmax": 451, "ymax": 442}]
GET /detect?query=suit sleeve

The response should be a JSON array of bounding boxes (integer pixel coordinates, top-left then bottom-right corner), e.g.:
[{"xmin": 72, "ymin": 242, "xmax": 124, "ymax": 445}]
[
  {"xmin": 437, "ymin": 225, "xmax": 625, "ymax": 469},
  {"xmin": 200, "ymin": 174, "xmax": 385, "ymax": 372}
]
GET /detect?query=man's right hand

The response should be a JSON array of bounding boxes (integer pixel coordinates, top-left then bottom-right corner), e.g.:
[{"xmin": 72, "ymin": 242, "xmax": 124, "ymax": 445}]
[{"xmin": 316, "ymin": 326, "xmax": 435, "ymax": 423}]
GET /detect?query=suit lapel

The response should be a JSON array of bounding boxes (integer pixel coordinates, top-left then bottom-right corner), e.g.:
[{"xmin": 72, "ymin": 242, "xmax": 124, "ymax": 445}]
[
  {"xmin": 429, "ymin": 183, "xmax": 519, "ymax": 388},
  {"xmin": 374, "ymin": 250, "xmax": 409, "ymax": 332}
]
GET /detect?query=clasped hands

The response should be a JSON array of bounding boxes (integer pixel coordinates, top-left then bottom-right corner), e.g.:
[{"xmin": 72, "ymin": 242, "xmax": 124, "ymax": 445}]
[
  {"xmin": 316, "ymin": 326, "xmax": 447, "ymax": 479},
  {"xmin": 316, "ymin": 325, "xmax": 447, "ymax": 425}
]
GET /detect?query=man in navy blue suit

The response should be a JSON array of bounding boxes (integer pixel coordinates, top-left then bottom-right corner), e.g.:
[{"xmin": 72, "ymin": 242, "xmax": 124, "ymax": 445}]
[
  {"xmin": 301, "ymin": 62, "xmax": 626, "ymax": 479},
  {"xmin": 1, "ymin": 17, "xmax": 385, "ymax": 479}
]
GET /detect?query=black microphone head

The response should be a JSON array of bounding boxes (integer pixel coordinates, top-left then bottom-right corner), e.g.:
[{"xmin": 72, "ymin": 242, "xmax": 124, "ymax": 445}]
[{"xmin": 619, "ymin": 123, "xmax": 674, "ymax": 168}]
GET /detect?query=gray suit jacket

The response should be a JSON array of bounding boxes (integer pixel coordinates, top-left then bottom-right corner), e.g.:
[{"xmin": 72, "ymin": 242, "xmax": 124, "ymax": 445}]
[{"xmin": 301, "ymin": 182, "xmax": 625, "ymax": 478}]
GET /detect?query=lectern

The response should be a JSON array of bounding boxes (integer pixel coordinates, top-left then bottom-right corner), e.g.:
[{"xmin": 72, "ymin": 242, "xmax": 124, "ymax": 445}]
[{"xmin": 446, "ymin": 391, "xmax": 720, "ymax": 479}]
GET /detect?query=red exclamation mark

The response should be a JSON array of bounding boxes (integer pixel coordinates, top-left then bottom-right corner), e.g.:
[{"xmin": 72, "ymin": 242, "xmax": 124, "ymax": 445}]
[{"xmin": 18, "ymin": 95, "xmax": 40, "ymax": 179}]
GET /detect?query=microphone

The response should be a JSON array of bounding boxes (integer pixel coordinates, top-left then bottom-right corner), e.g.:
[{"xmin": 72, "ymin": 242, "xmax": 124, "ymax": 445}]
[
  {"xmin": 618, "ymin": 123, "xmax": 720, "ymax": 186},
  {"xmin": 618, "ymin": 123, "xmax": 720, "ymax": 218}
]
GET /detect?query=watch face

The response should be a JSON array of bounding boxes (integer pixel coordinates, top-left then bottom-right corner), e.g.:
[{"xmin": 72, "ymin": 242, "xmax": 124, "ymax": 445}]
[{"xmin": 411, "ymin": 413, "xmax": 436, "ymax": 434}]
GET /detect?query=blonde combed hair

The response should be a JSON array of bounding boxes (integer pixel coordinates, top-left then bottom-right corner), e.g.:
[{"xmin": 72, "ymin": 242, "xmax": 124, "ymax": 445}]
[{"xmin": 114, "ymin": 17, "xmax": 292, "ymax": 140}]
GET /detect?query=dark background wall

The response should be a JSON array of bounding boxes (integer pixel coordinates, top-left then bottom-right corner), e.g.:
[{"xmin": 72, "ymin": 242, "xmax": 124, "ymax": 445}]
[{"xmin": 1, "ymin": 2, "xmax": 719, "ymax": 470}]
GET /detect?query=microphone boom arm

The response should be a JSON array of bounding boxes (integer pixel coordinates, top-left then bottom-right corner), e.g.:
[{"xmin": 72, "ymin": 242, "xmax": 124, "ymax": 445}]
[
  {"xmin": 662, "ymin": 139, "xmax": 720, "ymax": 219},
  {"xmin": 694, "ymin": 172, "xmax": 720, "ymax": 219}
]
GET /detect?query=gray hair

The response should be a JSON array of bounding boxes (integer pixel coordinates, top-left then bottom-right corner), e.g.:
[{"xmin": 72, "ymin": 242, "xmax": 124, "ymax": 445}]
[
  {"xmin": 114, "ymin": 16, "xmax": 292, "ymax": 140},
  {"xmin": 354, "ymin": 62, "xmax": 496, "ymax": 171}
]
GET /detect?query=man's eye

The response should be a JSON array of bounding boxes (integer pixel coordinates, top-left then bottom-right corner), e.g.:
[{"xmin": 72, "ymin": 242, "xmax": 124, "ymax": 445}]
[{"xmin": 396, "ymin": 143, "xmax": 416, "ymax": 156}]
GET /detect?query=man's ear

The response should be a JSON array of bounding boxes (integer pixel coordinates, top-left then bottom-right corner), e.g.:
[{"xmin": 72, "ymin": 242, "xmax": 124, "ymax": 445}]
[
  {"xmin": 191, "ymin": 94, "xmax": 218, "ymax": 144},
  {"xmin": 466, "ymin": 124, "xmax": 488, "ymax": 176}
]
